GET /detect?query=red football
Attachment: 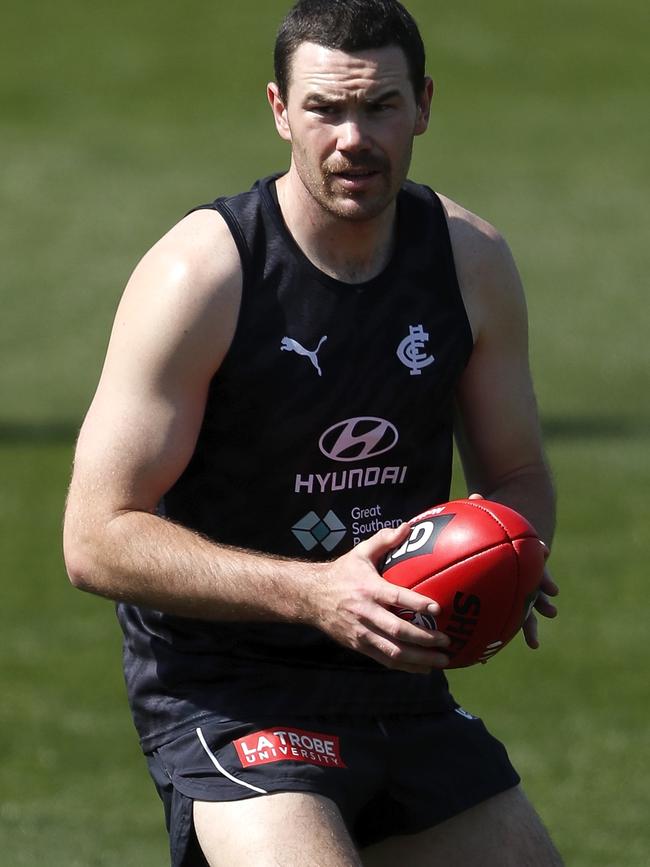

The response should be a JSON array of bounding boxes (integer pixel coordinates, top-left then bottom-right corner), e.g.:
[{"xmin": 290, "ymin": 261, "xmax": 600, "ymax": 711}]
[{"xmin": 381, "ymin": 498, "xmax": 547, "ymax": 668}]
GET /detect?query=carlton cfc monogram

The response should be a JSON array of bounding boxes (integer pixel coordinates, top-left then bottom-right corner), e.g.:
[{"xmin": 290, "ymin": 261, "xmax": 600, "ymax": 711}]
[{"xmin": 397, "ymin": 324, "xmax": 435, "ymax": 375}]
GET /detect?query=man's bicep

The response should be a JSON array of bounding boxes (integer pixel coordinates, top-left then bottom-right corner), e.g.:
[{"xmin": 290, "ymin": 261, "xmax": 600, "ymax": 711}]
[
  {"xmin": 454, "ymin": 255, "xmax": 546, "ymax": 493},
  {"xmin": 455, "ymin": 355, "xmax": 545, "ymax": 495},
  {"xmin": 73, "ymin": 368, "xmax": 208, "ymax": 517},
  {"xmin": 69, "ymin": 211, "xmax": 241, "ymax": 518}
]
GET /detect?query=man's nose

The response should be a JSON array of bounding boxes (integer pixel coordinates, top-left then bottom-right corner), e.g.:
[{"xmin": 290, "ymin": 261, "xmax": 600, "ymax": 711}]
[{"xmin": 336, "ymin": 118, "xmax": 370, "ymax": 152}]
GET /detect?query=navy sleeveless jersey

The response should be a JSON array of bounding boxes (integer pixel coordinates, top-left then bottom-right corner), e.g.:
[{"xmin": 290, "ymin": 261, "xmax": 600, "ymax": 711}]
[{"xmin": 117, "ymin": 175, "xmax": 474, "ymax": 750}]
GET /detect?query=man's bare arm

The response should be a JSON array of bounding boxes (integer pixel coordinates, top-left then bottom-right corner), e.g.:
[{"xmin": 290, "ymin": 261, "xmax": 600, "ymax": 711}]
[{"xmin": 444, "ymin": 197, "xmax": 558, "ymax": 646}]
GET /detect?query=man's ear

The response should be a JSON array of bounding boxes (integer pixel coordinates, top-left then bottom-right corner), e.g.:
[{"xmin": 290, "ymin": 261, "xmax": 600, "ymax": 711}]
[
  {"xmin": 267, "ymin": 82, "xmax": 292, "ymax": 142},
  {"xmin": 414, "ymin": 77, "xmax": 434, "ymax": 136}
]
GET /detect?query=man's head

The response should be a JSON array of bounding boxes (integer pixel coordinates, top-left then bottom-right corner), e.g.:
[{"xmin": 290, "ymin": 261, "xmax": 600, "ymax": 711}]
[
  {"xmin": 268, "ymin": 0, "xmax": 432, "ymax": 223},
  {"xmin": 274, "ymin": 0, "xmax": 426, "ymax": 104}
]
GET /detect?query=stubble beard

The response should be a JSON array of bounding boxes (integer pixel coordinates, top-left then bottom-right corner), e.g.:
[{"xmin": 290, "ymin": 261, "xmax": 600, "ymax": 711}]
[{"xmin": 295, "ymin": 150, "xmax": 397, "ymax": 223}]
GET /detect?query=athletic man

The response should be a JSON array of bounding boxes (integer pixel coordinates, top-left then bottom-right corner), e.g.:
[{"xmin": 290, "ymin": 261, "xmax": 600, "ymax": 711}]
[{"xmin": 63, "ymin": 1, "xmax": 562, "ymax": 864}]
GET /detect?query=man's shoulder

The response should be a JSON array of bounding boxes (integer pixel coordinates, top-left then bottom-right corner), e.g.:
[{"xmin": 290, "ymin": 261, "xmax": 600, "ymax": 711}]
[
  {"xmin": 434, "ymin": 192, "xmax": 516, "ymax": 293},
  {"xmin": 437, "ymin": 193, "xmax": 505, "ymax": 252},
  {"xmin": 128, "ymin": 205, "xmax": 243, "ymax": 312},
  {"xmin": 430, "ymin": 193, "xmax": 524, "ymax": 337},
  {"xmin": 400, "ymin": 183, "xmax": 505, "ymax": 249},
  {"xmin": 162, "ymin": 207, "xmax": 241, "ymax": 273}
]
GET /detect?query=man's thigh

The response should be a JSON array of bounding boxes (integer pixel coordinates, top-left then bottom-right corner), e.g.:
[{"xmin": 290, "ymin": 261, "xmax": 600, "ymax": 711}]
[
  {"xmin": 194, "ymin": 792, "xmax": 362, "ymax": 867},
  {"xmin": 361, "ymin": 785, "xmax": 563, "ymax": 867}
]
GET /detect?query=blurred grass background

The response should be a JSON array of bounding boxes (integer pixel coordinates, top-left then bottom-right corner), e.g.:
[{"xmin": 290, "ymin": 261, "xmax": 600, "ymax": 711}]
[{"xmin": 1, "ymin": 0, "xmax": 648, "ymax": 864}]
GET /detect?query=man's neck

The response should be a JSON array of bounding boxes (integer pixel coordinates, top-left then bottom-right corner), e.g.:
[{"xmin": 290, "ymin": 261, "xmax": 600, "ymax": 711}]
[{"xmin": 275, "ymin": 171, "xmax": 396, "ymax": 284}]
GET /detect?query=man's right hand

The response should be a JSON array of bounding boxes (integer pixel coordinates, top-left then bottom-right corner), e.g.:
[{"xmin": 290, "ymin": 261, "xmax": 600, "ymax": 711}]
[{"xmin": 307, "ymin": 524, "xmax": 450, "ymax": 674}]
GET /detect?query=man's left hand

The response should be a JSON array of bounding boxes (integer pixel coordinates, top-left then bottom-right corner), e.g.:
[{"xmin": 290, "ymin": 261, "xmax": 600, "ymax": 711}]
[{"xmin": 523, "ymin": 568, "xmax": 559, "ymax": 649}]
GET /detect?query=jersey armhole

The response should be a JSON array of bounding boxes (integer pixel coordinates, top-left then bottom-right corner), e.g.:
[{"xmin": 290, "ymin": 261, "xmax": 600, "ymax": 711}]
[
  {"xmin": 187, "ymin": 200, "xmax": 253, "ymax": 287},
  {"xmin": 420, "ymin": 185, "xmax": 475, "ymax": 356},
  {"xmin": 182, "ymin": 200, "xmax": 251, "ymax": 380}
]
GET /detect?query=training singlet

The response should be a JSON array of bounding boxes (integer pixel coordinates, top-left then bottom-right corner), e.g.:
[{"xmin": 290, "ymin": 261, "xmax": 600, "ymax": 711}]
[{"xmin": 117, "ymin": 175, "xmax": 474, "ymax": 750}]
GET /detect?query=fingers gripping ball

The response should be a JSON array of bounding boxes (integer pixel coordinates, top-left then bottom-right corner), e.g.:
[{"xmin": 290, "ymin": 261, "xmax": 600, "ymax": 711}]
[{"xmin": 380, "ymin": 499, "xmax": 547, "ymax": 667}]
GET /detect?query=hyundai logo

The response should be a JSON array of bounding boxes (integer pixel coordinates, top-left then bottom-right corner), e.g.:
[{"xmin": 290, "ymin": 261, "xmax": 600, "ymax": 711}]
[{"xmin": 319, "ymin": 417, "xmax": 399, "ymax": 463}]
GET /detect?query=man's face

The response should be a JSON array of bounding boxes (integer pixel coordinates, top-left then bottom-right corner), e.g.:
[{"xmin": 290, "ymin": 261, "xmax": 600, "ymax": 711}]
[{"xmin": 269, "ymin": 42, "xmax": 432, "ymax": 222}]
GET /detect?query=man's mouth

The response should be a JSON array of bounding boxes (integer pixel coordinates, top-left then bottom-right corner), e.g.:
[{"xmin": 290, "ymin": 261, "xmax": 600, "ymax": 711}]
[
  {"xmin": 331, "ymin": 165, "xmax": 380, "ymax": 176},
  {"xmin": 335, "ymin": 170, "xmax": 378, "ymax": 179}
]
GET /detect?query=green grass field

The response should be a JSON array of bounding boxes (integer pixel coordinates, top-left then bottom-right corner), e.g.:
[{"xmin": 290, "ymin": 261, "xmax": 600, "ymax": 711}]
[{"xmin": 2, "ymin": 1, "xmax": 649, "ymax": 864}]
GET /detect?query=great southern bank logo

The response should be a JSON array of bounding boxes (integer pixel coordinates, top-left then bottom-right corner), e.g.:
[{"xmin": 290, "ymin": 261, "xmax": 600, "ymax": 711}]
[
  {"xmin": 294, "ymin": 416, "xmax": 407, "ymax": 495},
  {"xmin": 292, "ymin": 511, "xmax": 346, "ymax": 552}
]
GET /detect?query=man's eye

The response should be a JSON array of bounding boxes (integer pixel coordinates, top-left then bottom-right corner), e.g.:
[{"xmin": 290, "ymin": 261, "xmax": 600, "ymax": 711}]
[{"xmin": 311, "ymin": 105, "xmax": 338, "ymax": 116}]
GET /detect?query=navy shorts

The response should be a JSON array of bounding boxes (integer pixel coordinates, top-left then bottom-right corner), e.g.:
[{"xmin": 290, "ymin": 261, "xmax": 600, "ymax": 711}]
[{"xmin": 146, "ymin": 707, "xmax": 520, "ymax": 867}]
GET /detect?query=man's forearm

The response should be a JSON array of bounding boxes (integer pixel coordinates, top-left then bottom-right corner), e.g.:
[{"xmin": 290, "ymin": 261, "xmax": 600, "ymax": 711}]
[
  {"xmin": 64, "ymin": 508, "xmax": 318, "ymax": 622},
  {"xmin": 479, "ymin": 461, "xmax": 556, "ymax": 548}
]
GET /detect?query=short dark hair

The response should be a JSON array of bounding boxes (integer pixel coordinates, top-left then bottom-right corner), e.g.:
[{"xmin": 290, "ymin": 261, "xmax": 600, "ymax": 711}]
[{"xmin": 274, "ymin": 0, "xmax": 426, "ymax": 102}]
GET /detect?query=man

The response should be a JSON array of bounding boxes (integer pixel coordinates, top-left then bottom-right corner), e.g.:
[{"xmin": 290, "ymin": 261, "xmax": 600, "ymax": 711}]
[{"xmin": 63, "ymin": 0, "xmax": 562, "ymax": 864}]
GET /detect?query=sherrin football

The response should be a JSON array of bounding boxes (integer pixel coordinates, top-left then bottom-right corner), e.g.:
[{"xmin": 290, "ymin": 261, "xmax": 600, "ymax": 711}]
[{"xmin": 380, "ymin": 499, "xmax": 547, "ymax": 668}]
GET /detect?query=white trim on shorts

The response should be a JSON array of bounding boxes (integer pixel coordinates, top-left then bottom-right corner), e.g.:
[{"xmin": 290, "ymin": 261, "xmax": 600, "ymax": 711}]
[{"xmin": 195, "ymin": 726, "xmax": 268, "ymax": 795}]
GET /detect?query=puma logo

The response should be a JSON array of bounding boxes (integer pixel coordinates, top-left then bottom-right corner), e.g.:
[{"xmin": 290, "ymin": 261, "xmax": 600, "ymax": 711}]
[{"xmin": 280, "ymin": 335, "xmax": 328, "ymax": 377}]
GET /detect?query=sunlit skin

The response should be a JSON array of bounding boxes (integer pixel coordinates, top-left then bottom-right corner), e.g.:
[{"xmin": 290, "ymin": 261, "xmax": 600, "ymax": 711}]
[{"xmin": 268, "ymin": 43, "xmax": 434, "ymax": 280}]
